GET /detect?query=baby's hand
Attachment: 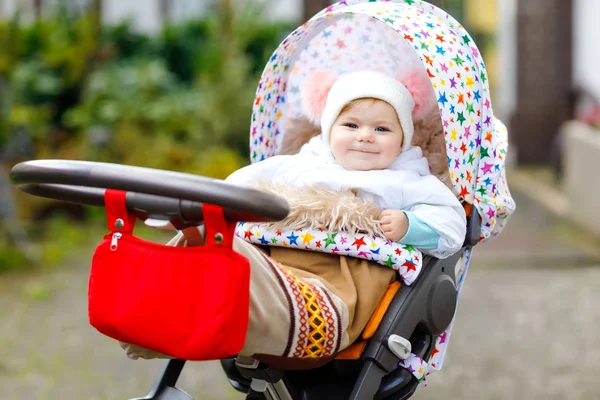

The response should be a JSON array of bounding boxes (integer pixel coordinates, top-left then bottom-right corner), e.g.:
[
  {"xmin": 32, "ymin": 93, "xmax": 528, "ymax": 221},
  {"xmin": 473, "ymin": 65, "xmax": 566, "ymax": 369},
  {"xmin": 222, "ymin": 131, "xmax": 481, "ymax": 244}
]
[{"xmin": 379, "ymin": 210, "xmax": 409, "ymax": 242}]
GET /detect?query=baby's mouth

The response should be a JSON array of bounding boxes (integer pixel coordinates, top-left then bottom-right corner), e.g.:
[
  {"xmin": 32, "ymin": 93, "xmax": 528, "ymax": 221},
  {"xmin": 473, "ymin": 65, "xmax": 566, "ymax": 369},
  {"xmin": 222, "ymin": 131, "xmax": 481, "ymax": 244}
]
[{"xmin": 351, "ymin": 149, "xmax": 378, "ymax": 154}]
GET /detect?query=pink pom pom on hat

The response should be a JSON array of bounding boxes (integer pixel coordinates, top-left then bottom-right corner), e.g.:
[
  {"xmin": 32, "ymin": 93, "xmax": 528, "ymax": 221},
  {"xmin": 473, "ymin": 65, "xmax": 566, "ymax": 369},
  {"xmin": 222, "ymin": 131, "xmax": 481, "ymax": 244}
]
[
  {"xmin": 300, "ymin": 69, "xmax": 339, "ymax": 126},
  {"xmin": 300, "ymin": 68, "xmax": 435, "ymax": 151},
  {"xmin": 397, "ymin": 69, "xmax": 438, "ymax": 121}
]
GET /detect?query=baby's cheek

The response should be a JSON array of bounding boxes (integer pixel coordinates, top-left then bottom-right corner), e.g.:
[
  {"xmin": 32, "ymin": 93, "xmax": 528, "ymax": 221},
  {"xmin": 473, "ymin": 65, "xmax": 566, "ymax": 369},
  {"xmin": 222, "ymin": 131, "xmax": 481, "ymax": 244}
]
[{"xmin": 330, "ymin": 143, "xmax": 345, "ymax": 159}]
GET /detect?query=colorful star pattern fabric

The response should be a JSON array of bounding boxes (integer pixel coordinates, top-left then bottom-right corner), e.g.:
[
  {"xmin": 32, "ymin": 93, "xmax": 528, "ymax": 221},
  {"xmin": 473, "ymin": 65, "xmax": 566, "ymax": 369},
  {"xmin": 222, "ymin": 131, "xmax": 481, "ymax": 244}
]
[
  {"xmin": 398, "ymin": 247, "xmax": 472, "ymax": 383},
  {"xmin": 244, "ymin": 0, "xmax": 516, "ymax": 382},
  {"xmin": 248, "ymin": 0, "xmax": 515, "ymax": 241},
  {"xmin": 426, "ymin": 247, "xmax": 472, "ymax": 372},
  {"xmin": 235, "ymin": 223, "xmax": 423, "ymax": 285},
  {"xmin": 398, "ymin": 352, "xmax": 430, "ymax": 386}
]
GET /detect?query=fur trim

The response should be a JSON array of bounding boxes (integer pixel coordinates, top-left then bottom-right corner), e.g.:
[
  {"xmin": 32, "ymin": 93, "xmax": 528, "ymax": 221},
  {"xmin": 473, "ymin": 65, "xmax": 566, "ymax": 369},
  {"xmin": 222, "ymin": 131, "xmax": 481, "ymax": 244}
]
[
  {"xmin": 411, "ymin": 108, "xmax": 454, "ymax": 191},
  {"xmin": 301, "ymin": 69, "xmax": 339, "ymax": 126},
  {"xmin": 279, "ymin": 117, "xmax": 321, "ymax": 155},
  {"xmin": 251, "ymin": 182, "xmax": 386, "ymax": 237}
]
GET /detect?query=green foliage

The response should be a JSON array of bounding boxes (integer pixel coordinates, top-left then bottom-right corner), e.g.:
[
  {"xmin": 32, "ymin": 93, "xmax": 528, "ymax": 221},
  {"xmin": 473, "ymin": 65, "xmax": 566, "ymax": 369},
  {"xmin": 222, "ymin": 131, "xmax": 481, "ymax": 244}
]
[
  {"xmin": 0, "ymin": 244, "xmax": 32, "ymax": 273},
  {"xmin": 0, "ymin": 4, "xmax": 292, "ymax": 160},
  {"xmin": 157, "ymin": 19, "xmax": 212, "ymax": 83},
  {"xmin": 65, "ymin": 59, "xmax": 201, "ymax": 131},
  {"xmin": 22, "ymin": 281, "xmax": 52, "ymax": 302},
  {"xmin": 102, "ymin": 20, "xmax": 156, "ymax": 61},
  {"xmin": 0, "ymin": 8, "xmax": 100, "ymax": 150},
  {"xmin": 0, "ymin": 211, "xmax": 97, "ymax": 274},
  {"xmin": 0, "ymin": 4, "xmax": 293, "ymax": 271}
]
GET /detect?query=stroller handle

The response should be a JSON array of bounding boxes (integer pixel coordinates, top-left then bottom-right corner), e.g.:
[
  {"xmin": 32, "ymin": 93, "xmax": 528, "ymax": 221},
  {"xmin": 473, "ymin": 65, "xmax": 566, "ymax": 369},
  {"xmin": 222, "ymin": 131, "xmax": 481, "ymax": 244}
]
[{"xmin": 10, "ymin": 160, "xmax": 289, "ymax": 224}]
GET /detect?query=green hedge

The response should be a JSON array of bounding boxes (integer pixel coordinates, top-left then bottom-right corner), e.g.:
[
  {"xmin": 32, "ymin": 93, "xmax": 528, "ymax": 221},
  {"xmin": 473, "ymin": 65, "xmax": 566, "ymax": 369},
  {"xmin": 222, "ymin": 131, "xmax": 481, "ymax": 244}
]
[
  {"xmin": 0, "ymin": 5, "xmax": 293, "ymax": 169},
  {"xmin": 0, "ymin": 5, "xmax": 294, "ymax": 271}
]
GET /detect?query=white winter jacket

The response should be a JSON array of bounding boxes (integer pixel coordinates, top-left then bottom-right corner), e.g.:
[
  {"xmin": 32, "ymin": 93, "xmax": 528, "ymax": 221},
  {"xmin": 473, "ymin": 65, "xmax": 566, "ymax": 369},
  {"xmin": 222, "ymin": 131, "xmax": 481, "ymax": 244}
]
[{"xmin": 226, "ymin": 136, "xmax": 466, "ymax": 259}]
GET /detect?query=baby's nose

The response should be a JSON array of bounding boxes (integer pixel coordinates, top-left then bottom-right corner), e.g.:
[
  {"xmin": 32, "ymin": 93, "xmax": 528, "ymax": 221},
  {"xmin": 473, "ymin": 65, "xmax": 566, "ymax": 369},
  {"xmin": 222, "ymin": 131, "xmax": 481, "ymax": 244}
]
[{"xmin": 357, "ymin": 128, "xmax": 375, "ymax": 142}]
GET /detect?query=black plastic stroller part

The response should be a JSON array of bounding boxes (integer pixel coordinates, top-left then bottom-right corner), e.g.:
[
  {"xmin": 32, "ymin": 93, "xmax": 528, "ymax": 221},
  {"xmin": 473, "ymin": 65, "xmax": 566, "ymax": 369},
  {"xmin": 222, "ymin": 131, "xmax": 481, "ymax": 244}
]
[
  {"xmin": 9, "ymin": 160, "xmax": 289, "ymax": 224},
  {"xmin": 232, "ymin": 328, "xmax": 435, "ymax": 400},
  {"xmin": 16, "ymin": 183, "xmax": 255, "ymax": 229},
  {"xmin": 464, "ymin": 207, "xmax": 482, "ymax": 247},
  {"xmin": 129, "ymin": 359, "xmax": 193, "ymax": 400},
  {"xmin": 235, "ymin": 356, "xmax": 287, "ymax": 384},
  {"xmin": 221, "ymin": 358, "xmax": 252, "ymax": 393},
  {"xmin": 345, "ymin": 251, "xmax": 461, "ymax": 400},
  {"xmin": 375, "ymin": 329, "xmax": 434, "ymax": 400}
]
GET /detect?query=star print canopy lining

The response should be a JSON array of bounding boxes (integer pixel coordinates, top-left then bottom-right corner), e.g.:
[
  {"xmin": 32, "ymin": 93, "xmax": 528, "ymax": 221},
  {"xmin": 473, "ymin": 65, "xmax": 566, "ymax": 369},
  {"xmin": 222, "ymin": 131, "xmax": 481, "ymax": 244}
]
[
  {"xmin": 238, "ymin": 0, "xmax": 515, "ymax": 284},
  {"xmin": 246, "ymin": 0, "xmax": 515, "ymax": 241}
]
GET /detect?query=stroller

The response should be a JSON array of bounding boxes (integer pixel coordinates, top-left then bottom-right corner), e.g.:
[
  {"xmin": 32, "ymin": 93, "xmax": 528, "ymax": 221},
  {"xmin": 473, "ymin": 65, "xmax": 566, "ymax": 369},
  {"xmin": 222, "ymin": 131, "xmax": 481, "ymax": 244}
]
[{"xmin": 10, "ymin": 1, "xmax": 515, "ymax": 399}]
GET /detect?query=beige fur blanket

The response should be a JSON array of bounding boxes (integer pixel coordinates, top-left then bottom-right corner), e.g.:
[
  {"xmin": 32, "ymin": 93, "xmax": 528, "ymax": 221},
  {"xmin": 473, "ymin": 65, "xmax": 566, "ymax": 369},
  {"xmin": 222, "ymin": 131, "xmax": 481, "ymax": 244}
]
[{"xmin": 253, "ymin": 182, "xmax": 386, "ymax": 238}]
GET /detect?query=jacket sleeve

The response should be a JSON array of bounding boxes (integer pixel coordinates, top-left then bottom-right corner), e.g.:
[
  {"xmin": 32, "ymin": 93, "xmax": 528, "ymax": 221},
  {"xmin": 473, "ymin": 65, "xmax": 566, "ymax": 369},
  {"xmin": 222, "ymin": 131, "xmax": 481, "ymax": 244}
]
[
  {"xmin": 399, "ymin": 211, "xmax": 440, "ymax": 249},
  {"xmin": 224, "ymin": 155, "xmax": 290, "ymax": 187},
  {"xmin": 401, "ymin": 175, "xmax": 467, "ymax": 259}
]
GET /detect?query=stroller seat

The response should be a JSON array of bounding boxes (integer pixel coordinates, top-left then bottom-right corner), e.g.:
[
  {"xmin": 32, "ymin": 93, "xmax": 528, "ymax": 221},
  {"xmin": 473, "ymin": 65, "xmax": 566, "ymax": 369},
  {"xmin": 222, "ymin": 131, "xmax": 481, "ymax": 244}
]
[
  {"xmin": 223, "ymin": 256, "xmax": 460, "ymax": 400},
  {"xmin": 136, "ymin": 207, "xmax": 480, "ymax": 400}
]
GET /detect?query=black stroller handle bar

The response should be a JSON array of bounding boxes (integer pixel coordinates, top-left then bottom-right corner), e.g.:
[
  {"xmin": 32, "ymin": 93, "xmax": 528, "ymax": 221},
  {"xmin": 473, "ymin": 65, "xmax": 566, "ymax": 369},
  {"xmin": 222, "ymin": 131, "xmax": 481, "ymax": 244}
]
[{"xmin": 10, "ymin": 160, "xmax": 290, "ymax": 224}]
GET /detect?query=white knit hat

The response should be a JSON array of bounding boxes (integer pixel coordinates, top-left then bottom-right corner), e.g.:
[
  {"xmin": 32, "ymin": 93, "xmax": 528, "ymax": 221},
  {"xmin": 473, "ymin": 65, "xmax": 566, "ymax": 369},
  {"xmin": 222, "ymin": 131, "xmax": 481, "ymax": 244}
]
[
  {"xmin": 322, "ymin": 70, "xmax": 415, "ymax": 151},
  {"xmin": 301, "ymin": 70, "xmax": 416, "ymax": 152}
]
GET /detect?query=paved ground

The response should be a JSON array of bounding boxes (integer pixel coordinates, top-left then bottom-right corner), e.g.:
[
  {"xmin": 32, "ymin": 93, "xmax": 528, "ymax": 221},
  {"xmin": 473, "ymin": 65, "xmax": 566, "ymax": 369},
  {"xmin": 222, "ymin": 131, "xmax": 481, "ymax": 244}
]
[{"xmin": 2, "ymin": 187, "xmax": 600, "ymax": 400}]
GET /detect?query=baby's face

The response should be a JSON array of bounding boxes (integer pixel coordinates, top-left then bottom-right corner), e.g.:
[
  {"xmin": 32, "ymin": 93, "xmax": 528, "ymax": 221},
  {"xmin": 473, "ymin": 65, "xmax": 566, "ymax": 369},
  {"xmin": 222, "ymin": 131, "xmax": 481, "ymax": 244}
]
[{"xmin": 329, "ymin": 99, "xmax": 404, "ymax": 171}]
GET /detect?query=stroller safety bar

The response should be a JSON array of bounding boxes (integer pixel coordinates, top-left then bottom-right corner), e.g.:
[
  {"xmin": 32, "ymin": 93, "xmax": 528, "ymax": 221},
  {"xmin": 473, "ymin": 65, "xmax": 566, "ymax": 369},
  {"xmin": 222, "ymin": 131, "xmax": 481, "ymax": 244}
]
[
  {"xmin": 15, "ymin": 183, "xmax": 260, "ymax": 228},
  {"xmin": 10, "ymin": 159, "xmax": 290, "ymax": 224}
]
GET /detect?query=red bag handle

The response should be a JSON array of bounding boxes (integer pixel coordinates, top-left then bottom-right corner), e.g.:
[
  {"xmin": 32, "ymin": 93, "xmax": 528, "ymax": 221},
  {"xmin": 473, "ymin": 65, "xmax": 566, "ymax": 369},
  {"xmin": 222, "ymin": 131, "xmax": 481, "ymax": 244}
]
[
  {"xmin": 203, "ymin": 203, "xmax": 236, "ymax": 249},
  {"xmin": 104, "ymin": 189, "xmax": 136, "ymax": 234},
  {"xmin": 104, "ymin": 190, "xmax": 235, "ymax": 249}
]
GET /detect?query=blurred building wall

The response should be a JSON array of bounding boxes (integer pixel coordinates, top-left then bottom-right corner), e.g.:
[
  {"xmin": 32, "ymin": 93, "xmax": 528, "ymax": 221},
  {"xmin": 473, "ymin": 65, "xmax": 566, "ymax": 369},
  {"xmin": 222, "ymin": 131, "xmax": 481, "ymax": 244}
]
[
  {"xmin": 462, "ymin": 0, "xmax": 499, "ymax": 112},
  {"xmin": 496, "ymin": 0, "xmax": 517, "ymax": 123},
  {"xmin": 464, "ymin": 0, "xmax": 496, "ymax": 31},
  {"xmin": 496, "ymin": 0, "xmax": 600, "ymax": 138},
  {"xmin": 573, "ymin": 0, "xmax": 600, "ymax": 100},
  {"xmin": 103, "ymin": 0, "xmax": 167, "ymax": 32},
  {"xmin": 493, "ymin": 0, "xmax": 574, "ymax": 165}
]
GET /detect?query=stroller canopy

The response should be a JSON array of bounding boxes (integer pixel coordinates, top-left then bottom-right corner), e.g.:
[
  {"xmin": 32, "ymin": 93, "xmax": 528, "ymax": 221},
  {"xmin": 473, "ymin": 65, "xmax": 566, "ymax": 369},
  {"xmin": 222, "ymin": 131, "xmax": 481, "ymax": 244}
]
[{"xmin": 249, "ymin": 0, "xmax": 515, "ymax": 240}]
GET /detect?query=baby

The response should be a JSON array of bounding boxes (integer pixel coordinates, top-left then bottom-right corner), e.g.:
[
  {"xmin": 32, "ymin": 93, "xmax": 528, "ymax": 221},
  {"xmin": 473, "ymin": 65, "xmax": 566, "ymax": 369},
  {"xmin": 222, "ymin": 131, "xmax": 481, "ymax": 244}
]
[
  {"xmin": 227, "ymin": 69, "xmax": 466, "ymax": 259},
  {"xmin": 120, "ymin": 69, "xmax": 466, "ymax": 364}
]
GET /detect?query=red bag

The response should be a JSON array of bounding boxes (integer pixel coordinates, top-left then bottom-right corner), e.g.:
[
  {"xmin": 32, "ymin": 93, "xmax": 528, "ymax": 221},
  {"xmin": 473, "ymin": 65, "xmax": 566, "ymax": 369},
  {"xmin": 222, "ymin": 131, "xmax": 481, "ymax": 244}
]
[{"xmin": 88, "ymin": 189, "xmax": 250, "ymax": 360}]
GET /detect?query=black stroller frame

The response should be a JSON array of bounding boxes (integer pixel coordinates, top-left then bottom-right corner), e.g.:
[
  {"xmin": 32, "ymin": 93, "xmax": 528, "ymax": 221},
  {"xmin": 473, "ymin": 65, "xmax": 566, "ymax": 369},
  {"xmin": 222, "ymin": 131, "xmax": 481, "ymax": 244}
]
[
  {"xmin": 134, "ymin": 212, "xmax": 480, "ymax": 400},
  {"xmin": 10, "ymin": 159, "xmax": 480, "ymax": 400}
]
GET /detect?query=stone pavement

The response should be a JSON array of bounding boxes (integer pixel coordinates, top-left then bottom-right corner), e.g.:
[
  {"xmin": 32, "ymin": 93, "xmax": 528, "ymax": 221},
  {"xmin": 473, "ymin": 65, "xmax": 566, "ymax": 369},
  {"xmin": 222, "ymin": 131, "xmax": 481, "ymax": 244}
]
[
  {"xmin": 415, "ymin": 186, "xmax": 600, "ymax": 399},
  {"xmin": 2, "ymin": 185, "xmax": 600, "ymax": 400},
  {"xmin": 472, "ymin": 189, "xmax": 600, "ymax": 269}
]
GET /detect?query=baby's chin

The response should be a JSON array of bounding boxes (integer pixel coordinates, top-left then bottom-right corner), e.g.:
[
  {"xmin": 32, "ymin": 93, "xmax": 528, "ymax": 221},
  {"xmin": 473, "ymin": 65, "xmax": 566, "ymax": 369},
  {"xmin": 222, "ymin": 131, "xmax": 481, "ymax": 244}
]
[{"xmin": 337, "ymin": 158, "xmax": 389, "ymax": 171}]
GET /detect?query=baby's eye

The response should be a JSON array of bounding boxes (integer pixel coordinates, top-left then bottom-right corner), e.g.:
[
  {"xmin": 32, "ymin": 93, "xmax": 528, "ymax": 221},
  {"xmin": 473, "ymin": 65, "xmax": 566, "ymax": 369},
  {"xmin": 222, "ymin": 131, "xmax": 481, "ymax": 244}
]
[
  {"xmin": 344, "ymin": 123, "xmax": 358, "ymax": 129},
  {"xmin": 375, "ymin": 126, "xmax": 390, "ymax": 132}
]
